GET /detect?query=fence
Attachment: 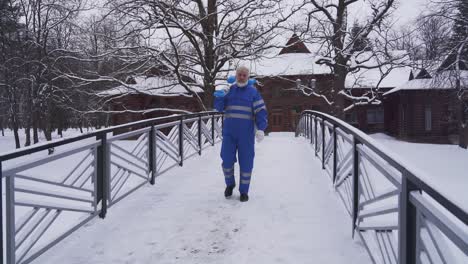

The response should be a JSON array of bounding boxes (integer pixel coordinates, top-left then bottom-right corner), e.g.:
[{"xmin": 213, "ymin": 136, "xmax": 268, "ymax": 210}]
[
  {"xmin": 0, "ymin": 111, "xmax": 224, "ymax": 264},
  {"xmin": 296, "ymin": 110, "xmax": 467, "ymax": 264}
]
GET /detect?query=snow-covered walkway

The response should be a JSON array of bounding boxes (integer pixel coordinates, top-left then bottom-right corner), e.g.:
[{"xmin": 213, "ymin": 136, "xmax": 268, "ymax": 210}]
[{"xmin": 35, "ymin": 133, "xmax": 370, "ymax": 264}]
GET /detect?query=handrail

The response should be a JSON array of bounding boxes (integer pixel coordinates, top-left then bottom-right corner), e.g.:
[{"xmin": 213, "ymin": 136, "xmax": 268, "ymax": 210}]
[
  {"xmin": 297, "ymin": 110, "xmax": 467, "ymax": 264},
  {"xmin": 0, "ymin": 111, "xmax": 219, "ymax": 162},
  {"xmin": 300, "ymin": 110, "xmax": 467, "ymax": 225},
  {"xmin": 0, "ymin": 111, "xmax": 224, "ymax": 264}
]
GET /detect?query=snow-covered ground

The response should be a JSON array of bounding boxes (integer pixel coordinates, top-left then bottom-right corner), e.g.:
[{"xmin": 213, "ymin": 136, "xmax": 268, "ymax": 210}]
[
  {"xmin": 0, "ymin": 128, "xmax": 91, "ymax": 155},
  {"xmin": 371, "ymin": 133, "xmax": 468, "ymax": 213},
  {"xmin": 33, "ymin": 133, "xmax": 371, "ymax": 264},
  {"xmin": 2, "ymin": 129, "xmax": 466, "ymax": 263}
]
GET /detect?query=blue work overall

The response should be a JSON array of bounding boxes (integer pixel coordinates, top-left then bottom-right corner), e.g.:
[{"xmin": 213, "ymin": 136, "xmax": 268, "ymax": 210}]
[{"xmin": 214, "ymin": 84, "xmax": 268, "ymax": 194}]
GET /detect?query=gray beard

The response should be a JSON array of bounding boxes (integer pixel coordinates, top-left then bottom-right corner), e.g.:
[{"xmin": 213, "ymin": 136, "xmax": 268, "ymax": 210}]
[{"xmin": 236, "ymin": 81, "xmax": 248, "ymax": 87}]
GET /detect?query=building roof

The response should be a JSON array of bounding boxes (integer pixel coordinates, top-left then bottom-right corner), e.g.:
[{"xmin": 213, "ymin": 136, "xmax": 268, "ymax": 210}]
[
  {"xmin": 384, "ymin": 70, "xmax": 468, "ymax": 96},
  {"xmin": 238, "ymin": 53, "xmax": 332, "ymax": 77},
  {"xmin": 345, "ymin": 50, "xmax": 413, "ymax": 89},
  {"xmin": 278, "ymin": 34, "xmax": 311, "ymax": 55},
  {"xmin": 99, "ymin": 76, "xmax": 203, "ymax": 97},
  {"xmin": 345, "ymin": 65, "xmax": 413, "ymax": 89}
]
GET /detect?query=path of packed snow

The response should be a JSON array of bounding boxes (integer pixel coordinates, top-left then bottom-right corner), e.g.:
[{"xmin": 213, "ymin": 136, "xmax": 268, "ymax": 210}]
[{"xmin": 34, "ymin": 133, "xmax": 370, "ymax": 264}]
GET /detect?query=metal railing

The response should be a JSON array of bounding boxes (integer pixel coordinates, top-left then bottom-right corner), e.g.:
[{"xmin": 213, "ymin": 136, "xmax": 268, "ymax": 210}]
[
  {"xmin": 296, "ymin": 110, "xmax": 467, "ymax": 264},
  {"xmin": 0, "ymin": 111, "xmax": 224, "ymax": 264}
]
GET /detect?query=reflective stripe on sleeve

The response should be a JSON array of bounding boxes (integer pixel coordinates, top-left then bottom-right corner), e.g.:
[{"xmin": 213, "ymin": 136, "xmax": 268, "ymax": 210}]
[
  {"xmin": 253, "ymin": 99, "xmax": 265, "ymax": 107},
  {"xmin": 254, "ymin": 106, "xmax": 267, "ymax": 113},
  {"xmin": 241, "ymin": 179, "xmax": 250, "ymax": 184}
]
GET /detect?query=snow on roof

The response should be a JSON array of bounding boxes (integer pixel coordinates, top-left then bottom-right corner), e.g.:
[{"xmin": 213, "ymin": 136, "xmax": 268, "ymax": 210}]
[
  {"xmin": 345, "ymin": 50, "xmax": 412, "ymax": 89},
  {"xmin": 345, "ymin": 65, "xmax": 413, "ymax": 89},
  {"xmin": 384, "ymin": 70, "xmax": 468, "ymax": 95},
  {"xmin": 99, "ymin": 76, "xmax": 203, "ymax": 97},
  {"xmin": 235, "ymin": 53, "xmax": 332, "ymax": 77}
]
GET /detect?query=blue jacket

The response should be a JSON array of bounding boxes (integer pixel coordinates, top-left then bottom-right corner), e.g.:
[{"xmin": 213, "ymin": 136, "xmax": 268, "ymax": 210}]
[{"xmin": 214, "ymin": 84, "xmax": 268, "ymax": 135}]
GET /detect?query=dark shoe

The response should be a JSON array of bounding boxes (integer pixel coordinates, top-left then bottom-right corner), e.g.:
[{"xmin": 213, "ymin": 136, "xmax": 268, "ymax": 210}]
[
  {"xmin": 240, "ymin": 193, "xmax": 249, "ymax": 202},
  {"xmin": 224, "ymin": 185, "xmax": 235, "ymax": 198}
]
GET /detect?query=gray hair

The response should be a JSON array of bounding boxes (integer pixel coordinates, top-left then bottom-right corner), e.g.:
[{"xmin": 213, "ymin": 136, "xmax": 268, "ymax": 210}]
[{"xmin": 236, "ymin": 65, "xmax": 250, "ymax": 74}]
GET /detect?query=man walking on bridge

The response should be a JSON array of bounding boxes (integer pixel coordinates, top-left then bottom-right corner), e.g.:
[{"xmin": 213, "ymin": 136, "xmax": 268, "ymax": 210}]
[{"xmin": 213, "ymin": 66, "xmax": 268, "ymax": 202}]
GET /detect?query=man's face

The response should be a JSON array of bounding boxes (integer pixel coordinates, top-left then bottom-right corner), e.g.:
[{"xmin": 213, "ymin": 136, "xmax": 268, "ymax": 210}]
[{"xmin": 236, "ymin": 70, "xmax": 249, "ymax": 84}]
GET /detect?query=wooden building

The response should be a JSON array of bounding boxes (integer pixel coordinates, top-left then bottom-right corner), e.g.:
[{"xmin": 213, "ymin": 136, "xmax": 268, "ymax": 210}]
[
  {"xmin": 242, "ymin": 34, "xmax": 336, "ymax": 132},
  {"xmin": 383, "ymin": 69, "xmax": 468, "ymax": 144},
  {"xmin": 342, "ymin": 51, "xmax": 412, "ymax": 133},
  {"xmin": 240, "ymin": 35, "xmax": 412, "ymax": 133},
  {"xmin": 100, "ymin": 68, "xmax": 204, "ymax": 128}
]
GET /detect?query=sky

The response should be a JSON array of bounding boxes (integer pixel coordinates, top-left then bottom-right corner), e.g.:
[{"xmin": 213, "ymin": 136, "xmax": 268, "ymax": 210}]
[{"xmin": 348, "ymin": 0, "xmax": 431, "ymax": 27}]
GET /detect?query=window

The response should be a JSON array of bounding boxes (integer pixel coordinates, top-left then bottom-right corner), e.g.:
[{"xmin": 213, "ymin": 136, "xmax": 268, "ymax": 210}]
[
  {"xmin": 345, "ymin": 111, "xmax": 358, "ymax": 124},
  {"xmin": 425, "ymin": 105, "xmax": 432, "ymax": 131},
  {"xmin": 272, "ymin": 87, "xmax": 281, "ymax": 97},
  {"xmin": 367, "ymin": 108, "xmax": 384, "ymax": 124}
]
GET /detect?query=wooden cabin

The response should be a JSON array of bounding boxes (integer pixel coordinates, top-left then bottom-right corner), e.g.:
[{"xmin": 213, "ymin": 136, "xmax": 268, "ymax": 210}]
[
  {"xmin": 99, "ymin": 68, "xmax": 204, "ymax": 128},
  {"xmin": 383, "ymin": 67, "xmax": 468, "ymax": 144}
]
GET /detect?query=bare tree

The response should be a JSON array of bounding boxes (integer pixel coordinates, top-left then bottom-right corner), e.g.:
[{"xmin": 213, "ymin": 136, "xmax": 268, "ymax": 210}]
[
  {"xmin": 295, "ymin": 0, "xmax": 410, "ymax": 113},
  {"xmin": 425, "ymin": 0, "xmax": 467, "ymax": 129},
  {"xmin": 104, "ymin": 0, "xmax": 306, "ymax": 109}
]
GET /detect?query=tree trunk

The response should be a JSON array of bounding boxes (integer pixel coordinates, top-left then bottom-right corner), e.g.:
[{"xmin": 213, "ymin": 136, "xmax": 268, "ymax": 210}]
[
  {"xmin": 33, "ymin": 112, "xmax": 39, "ymax": 143},
  {"xmin": 13, "ymin": 125, "xmax": 20, "ymax": 149},
  {"xmin": 0, "ymin": 117, "xmax": 4, "ymax": 136},
  {"xmin": 79, "ymin": 116, "xmax": 84, "ymax": 133},
  {"xmin": 25, "ymin": 126, "xmax": 31, "ymax": 146},
  {"xmin": 11, "ymin": 112, "xmax": 20, "ymax": 149},
  {"xmin": 203, "ymin": 80, "xmax": 215, "ymax": 110}
]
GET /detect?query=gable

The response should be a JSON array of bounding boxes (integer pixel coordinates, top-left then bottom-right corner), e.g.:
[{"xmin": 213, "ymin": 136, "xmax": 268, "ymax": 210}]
[{"xmin": 278, "ymin": 34, "xmax": 311, "ymax": 55}]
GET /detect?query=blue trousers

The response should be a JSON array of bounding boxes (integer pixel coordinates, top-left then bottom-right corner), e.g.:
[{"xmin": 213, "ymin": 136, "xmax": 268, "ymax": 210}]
[{"xmin": 221, "ymin": 133, "xmax": 254, "ymax": 194}]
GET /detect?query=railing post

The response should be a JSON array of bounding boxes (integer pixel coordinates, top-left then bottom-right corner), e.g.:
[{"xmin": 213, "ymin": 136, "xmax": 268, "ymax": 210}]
[
  {"xmin": 352, "ymin": 137, "xmax": 360, "ymax": 236},
  {"xmin": 0, "ymin": 161, "xmax": 3, "ymax": 264},
  {"xmin": 179, "ymin": 116, "xmax": 184, "ymax": 166},
  {"xmin": 309, "ymin": 115, "xmax": 314, "ymax": 144},
  {"xmin": 305, "ymin": 114, "xmax": 309, "ymax": 139},
  {"xmin": 314, "ymin": 116, "xmax": 318, "ymax": 156},
  {"xmin": 398, "ymin": 173, "xmax": 419, "ymax": 264},
  {"xmin": 5, "ymin": 164, "xmax": 16, "ymax": 264},
  {"xmin": 149, "ymin": 125, "xmax": 156, "ymax": 185},
  {"xmin": 321, "ymin": 119, "xmax": 325, "ymax": 169},
  {"xmin": 211, "ymin": 114, "xmax": 215, "ymax": 146},
  {"xmin": 333, "ymin": 125, "xmax": 337, "ymax": 183},
  {"xmin": 295, "ymin": 115, "xmax": 300, "ymax": 137},
  {"xmin": 96, "ymin": 133, "xmax": 109, "ymax": 218},
  {"xmin": 198, "ymin": 116, "xmax": 202, "ymax": 155}
]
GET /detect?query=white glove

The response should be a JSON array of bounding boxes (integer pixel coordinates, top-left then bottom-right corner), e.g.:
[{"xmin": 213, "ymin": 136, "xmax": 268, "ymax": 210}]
[{"xmin": 256, "ymin": 130, "xmax": 265, "ymax": 143}]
